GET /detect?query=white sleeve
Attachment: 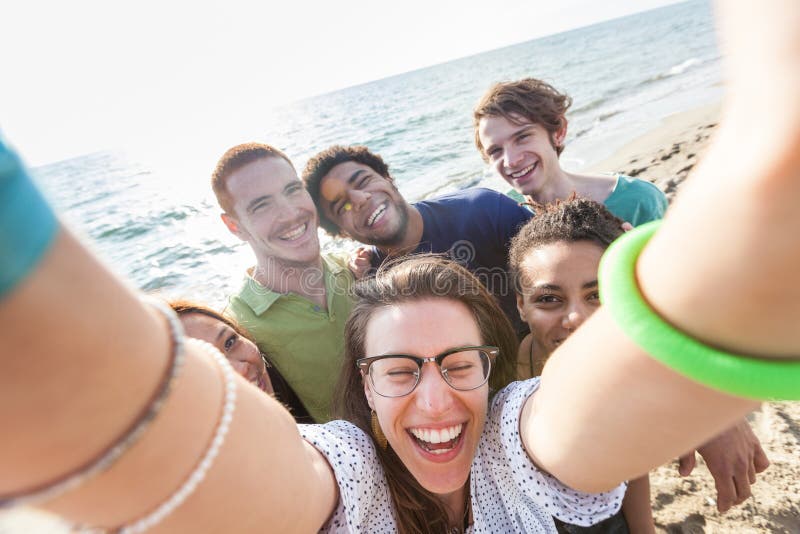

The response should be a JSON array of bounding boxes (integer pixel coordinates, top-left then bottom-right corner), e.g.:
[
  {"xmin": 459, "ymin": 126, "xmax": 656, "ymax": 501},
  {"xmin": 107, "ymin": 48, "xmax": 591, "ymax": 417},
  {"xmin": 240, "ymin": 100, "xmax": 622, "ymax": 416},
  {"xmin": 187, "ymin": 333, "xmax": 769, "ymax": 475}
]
[
  {"xmin": 299, "ymin": 421, "xmax": 397, "ymax": 533},
  {"xmin": 491, "ymin": 380, "xmax": 627, "ymax": 527}
]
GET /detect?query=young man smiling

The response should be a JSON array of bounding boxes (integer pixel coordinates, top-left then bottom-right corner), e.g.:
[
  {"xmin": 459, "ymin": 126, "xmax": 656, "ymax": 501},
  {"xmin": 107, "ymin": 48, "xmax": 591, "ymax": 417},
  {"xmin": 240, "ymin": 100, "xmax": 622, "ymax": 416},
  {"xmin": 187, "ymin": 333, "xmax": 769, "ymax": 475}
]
[
  {"xmin": 474, "ymin": 78, "xmax": 667, "ymax": 227},
  {"xmin": 302, "ymin": 145, "xmax": 533, "ymax": 337},
  {"xmin": 212, "ymin": 142, "xmax": 355, "ymax": 423}
]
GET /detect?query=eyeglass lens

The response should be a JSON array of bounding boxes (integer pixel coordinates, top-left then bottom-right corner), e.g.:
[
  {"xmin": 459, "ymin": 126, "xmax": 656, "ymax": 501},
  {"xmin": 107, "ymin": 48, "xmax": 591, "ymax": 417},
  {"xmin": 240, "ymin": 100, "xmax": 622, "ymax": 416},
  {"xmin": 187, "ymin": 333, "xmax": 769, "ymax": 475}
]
[{"xmin": 369, "ymin": 349, "xmax": 491, "ymax": 397}]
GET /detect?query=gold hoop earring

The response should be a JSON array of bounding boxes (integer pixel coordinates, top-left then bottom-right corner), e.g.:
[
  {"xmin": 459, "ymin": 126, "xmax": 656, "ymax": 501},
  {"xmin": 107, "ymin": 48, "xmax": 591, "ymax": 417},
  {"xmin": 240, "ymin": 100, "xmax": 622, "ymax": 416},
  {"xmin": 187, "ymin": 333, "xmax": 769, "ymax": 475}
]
[{"xmin": 371, "ymin": 410, "xmax": 388, "ymax": 450}]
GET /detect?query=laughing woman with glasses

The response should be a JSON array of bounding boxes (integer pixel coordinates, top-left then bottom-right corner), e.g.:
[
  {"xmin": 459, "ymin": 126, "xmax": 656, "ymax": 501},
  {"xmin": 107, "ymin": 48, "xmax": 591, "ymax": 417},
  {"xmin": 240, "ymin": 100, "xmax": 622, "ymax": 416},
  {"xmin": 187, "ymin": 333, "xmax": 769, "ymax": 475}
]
[{"xmin": 316, "ymin": 255, "xmax": 623, "ymax": 532}]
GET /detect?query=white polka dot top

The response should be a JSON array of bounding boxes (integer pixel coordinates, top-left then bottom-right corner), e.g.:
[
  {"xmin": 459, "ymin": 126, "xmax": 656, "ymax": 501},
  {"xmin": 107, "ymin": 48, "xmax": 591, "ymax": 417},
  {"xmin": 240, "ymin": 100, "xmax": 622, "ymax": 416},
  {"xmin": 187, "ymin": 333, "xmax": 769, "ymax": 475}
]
[{"xmin": 300, "ymin": 378, "xmax": 625, "ymax": 533}]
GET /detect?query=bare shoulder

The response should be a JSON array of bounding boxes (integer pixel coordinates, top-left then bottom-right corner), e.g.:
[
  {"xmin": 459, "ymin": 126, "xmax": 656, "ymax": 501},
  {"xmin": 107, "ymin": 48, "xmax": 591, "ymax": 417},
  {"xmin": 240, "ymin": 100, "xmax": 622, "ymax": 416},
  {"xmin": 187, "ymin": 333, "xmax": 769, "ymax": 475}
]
[
  {"xmin": 570, "ymin": 172, "xmax": 618, "ymax": 203},
  {"xmin": 516, "ymin": 334, "xmax": 535, "ymax": 380}
]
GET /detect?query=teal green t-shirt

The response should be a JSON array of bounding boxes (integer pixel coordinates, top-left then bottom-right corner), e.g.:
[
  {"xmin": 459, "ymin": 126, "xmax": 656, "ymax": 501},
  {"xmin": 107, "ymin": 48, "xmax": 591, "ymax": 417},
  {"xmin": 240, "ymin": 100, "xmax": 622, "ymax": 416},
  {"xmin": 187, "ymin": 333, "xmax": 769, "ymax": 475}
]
[
  {"xmin": 506, "ymin": 174, "xmax": 667, "ymax": 227},
  {"xmin": 0, "ymin": 136, "xmax": 58, "ymax": 298}
]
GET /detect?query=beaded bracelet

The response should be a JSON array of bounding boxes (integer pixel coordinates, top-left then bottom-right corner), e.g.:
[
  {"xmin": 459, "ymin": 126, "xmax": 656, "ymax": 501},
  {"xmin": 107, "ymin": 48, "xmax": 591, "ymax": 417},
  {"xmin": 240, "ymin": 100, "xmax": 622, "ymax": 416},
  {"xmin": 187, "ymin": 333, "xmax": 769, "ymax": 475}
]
[
  {"xmin": 599, "ymin": 220, "xmax": 800, "ymax": 401},
  {"xmin": 116, "ymin": 339, "xmax": 237, "ymax": 533},
  {"xmin": 0, "ymin": 298, "xmax": 186, "ymax": 509}
]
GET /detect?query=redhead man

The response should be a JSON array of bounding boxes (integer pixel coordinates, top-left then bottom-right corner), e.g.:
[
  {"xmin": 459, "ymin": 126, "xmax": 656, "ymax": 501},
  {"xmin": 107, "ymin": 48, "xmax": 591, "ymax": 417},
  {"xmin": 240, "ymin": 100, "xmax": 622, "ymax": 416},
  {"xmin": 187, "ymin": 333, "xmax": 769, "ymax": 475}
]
[{"xmin": 212, "ymin": 142, "xmax": 355, "ymax": 422}]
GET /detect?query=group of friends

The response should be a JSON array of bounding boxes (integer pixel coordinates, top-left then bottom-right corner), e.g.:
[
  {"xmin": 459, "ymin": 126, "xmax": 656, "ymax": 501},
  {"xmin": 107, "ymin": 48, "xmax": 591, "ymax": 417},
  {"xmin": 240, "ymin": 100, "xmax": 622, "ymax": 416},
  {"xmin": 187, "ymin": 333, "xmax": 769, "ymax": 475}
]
[
  {"xmin": 3, "ymin": 4, "xmax": 798, "ymax": 532},
  {"xmin": 171, "ymin": 78, "xmax": 766, "ymax": 532}
]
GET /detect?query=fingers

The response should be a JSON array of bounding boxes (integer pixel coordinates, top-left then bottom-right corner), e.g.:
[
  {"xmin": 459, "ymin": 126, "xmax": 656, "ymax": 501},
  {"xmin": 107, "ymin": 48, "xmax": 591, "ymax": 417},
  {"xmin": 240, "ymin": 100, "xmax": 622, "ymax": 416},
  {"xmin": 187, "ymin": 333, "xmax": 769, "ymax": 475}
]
[
  {"xmin": 678, "ymin": 451, "xmax": 696, "ymax": 476},
  {"xmin": 348, "ymin": 246, "xmax": 374, "ymax": 280},
  {"xmin": 732, "ymin": 472, "xmax": 753, "ymax": 507},
  {"xmin": 713, "ymin": 474, "xmax": 737, "ymax": 513},
  {"xmin": 713, "ymin": 454, "xmax": 752, "ymax": 512},
  {"xmin": 354, "ymin": 246, "xmax": 372, "ymax": 261},
  {"xmin": 753, "ymin": 441, "xmax": 770, "ymax": 473},
  {"xmin": 747, "ymin": 438, "xmax": 769, "ymax": 485}
]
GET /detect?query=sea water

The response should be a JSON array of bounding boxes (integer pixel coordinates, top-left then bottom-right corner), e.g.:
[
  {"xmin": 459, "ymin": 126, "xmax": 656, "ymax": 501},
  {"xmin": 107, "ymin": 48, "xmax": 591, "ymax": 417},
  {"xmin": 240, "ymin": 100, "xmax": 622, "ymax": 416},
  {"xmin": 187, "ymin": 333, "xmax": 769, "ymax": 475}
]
[{"xmin": 30, "ymin": 0, "xmax": 720, "ymax": 307}]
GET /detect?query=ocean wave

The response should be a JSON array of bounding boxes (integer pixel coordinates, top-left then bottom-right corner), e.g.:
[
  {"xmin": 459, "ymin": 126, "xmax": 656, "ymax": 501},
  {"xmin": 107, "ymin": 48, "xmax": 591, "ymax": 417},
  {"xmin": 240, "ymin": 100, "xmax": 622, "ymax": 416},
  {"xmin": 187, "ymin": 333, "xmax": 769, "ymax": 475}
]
[
  {"xmin": 140, "ymin": 272, "xmax": 185, "ymax": 292},
  {"xmin": 572, "ymin": 125, "xmax": 593, "ymax": 139},
  {"xmin": 573, "ymin": 109, "xmax": 624, "ymax": 139},
  {"xmin": 571, "ymin": 58, "xmax": 706, "ymax": 118},
  {"xmin": 422, "ymin": 173, "xmax": 482, "ymax": 199},
  {"xmin": 570, "ymin": 97, "xmax": 607, "ymax": 115},
  {"xmin": 93, "ymin": 207, "xmax": 198, "ymax": 241},
  {"xmin": 669, "ymin": 57, "xmax": 702, "ymax": 75},
  {"xmin": 96, "ymin": 221, "xmax": 152, "ymax": 241},
  {"xmin": 640, "ymin": 57, "xmax": 704, "ymax": 86},
  {"xmin": 597, "ymin": 110, "xmax": 621, "ymax": 122}
]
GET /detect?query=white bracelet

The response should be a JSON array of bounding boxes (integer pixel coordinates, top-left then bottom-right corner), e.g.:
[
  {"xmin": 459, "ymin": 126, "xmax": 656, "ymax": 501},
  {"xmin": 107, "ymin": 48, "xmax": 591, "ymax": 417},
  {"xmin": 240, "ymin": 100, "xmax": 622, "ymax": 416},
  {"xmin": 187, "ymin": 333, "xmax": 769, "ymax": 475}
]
[
  {"xmin": 117, "ymin": 338, "xmax": 238, "ymax": 533},
  {"xmin": 1, "ymin": 297, "xmax": 186, "ymax": 510}
]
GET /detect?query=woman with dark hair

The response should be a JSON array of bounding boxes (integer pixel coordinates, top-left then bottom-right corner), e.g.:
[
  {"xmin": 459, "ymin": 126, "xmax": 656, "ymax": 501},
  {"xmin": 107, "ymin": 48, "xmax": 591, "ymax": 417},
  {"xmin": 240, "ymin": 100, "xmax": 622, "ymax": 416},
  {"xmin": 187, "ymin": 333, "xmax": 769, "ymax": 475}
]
[
  {"xmin": 508, "ymin": 199, "xmax": 653, "ymax": 533},
  {"xmin": 168, "ymin": 300, "xmax": 312, "ymax": 423},
  {"xmin": 509, "ymin": 197, "xmax": 627, "ymax": 378},
  {"xmin": 320, "ymin": 255, "xmax": 622, "ymax": 532},
  {"xmin": 508, "ymin": 198, "xmax": 769, "ymax": 529}
]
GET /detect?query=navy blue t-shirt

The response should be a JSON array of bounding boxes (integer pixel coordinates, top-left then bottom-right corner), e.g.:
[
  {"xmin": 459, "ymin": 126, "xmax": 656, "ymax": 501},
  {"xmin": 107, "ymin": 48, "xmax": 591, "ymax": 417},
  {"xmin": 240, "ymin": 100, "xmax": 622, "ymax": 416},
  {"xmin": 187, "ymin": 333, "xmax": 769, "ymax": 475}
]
[{"xmin": 370, "ymin": 188, "xmax": 533, "ymax": 337}]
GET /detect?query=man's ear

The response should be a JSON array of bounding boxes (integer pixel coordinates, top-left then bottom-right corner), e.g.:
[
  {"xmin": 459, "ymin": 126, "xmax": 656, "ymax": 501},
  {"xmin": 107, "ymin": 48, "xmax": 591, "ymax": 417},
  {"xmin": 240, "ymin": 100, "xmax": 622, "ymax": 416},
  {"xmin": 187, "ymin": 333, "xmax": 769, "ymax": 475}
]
[
  {"xmin": 221, "ymin": 213, "xmax": 247, "ymax": 241},
  {"xmin": 552, "ymin": 120, "xmax": 568, "ymax": 149},
  {"xmin": 363, "ymin": 372, "xmax": 376, "ymax": 411}
]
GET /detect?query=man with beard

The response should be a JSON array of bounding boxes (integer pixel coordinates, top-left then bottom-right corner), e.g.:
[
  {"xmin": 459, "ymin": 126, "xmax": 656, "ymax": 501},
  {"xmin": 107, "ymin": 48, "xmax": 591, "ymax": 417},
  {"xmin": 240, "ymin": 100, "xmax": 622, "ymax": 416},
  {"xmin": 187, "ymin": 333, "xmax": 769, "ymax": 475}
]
[
  {"xmin": 302, "ymin": 145, "xmax": 532, "ymax": 337},
  {"xmin": 212, "ymin": 142, "xmax": 355, "ymax": 423}
]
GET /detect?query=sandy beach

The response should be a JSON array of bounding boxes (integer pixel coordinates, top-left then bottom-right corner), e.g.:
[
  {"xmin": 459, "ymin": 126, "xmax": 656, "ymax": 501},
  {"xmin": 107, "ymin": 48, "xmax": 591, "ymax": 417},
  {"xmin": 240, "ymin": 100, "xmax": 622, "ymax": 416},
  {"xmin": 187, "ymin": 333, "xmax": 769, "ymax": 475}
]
[
  {"xmin": 591, "ymin": 103, "xmax": 800, "ymax": 533},
  {"xmin": 3, "ymin": 105, "xmax": 799, "ymax": 533},
  {"xmin": 586, "ymin": 103, "xmax": 721, "ymax": 200}
]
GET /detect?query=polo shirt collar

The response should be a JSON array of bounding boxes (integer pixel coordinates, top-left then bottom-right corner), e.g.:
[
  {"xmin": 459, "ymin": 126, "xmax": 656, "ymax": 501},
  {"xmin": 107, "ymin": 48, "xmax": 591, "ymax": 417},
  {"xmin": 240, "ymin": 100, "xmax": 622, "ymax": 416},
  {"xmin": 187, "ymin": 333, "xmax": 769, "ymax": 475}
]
[
  {"xmin": 238, "ymin": 255, "xmax": 344, "ymax": 316},
  {"xmin": 237, "ymin": 270, "xmax": 282, "ymax": 316}
]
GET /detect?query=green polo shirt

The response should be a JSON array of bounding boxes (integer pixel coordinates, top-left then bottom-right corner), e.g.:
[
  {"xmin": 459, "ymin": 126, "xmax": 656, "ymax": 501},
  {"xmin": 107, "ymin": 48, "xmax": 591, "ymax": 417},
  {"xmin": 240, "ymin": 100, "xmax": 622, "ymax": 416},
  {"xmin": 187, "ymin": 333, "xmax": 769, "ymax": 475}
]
[{"xmin": 227, "ymin": 253, "xmax": 356, "ymax": 423}]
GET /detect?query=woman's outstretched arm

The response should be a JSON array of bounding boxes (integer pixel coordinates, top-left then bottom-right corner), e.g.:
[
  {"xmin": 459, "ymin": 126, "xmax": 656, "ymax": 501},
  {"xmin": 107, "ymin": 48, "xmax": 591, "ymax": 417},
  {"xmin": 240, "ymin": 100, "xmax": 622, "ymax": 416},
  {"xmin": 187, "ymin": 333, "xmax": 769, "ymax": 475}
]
[
  {"xmin": 521, "ymin": 0, "xmax": 800, "ymax": 492},
  {"xmin": 0, "ymin": 223, "xmax": 337, "ymax": 529}
]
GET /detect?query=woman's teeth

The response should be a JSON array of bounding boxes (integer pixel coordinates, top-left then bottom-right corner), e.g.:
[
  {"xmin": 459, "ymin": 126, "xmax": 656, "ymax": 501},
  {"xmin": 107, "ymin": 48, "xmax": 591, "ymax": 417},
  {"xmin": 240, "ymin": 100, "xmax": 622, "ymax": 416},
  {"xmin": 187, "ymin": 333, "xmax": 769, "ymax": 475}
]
[{"xmin": 409, "ymin": 424, "xmax": 463, "ymax": 444}]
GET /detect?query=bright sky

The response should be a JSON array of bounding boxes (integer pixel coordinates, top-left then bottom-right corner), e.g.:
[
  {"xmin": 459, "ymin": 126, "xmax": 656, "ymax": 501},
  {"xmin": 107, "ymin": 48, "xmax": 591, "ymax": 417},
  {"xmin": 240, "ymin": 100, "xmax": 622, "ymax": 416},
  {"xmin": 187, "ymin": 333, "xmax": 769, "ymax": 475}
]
[{"xmin": 2, "ymin": 0, "xmax": 683, "ymax": 166}]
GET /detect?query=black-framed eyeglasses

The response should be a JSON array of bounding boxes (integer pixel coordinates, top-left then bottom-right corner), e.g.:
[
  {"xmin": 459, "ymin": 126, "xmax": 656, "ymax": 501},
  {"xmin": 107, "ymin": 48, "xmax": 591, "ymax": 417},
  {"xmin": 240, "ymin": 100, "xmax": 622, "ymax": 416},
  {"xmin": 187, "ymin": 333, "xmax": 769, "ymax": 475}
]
[{"xmin": 356, "ymin": 345, "xmax": 499, "ymax": 398}]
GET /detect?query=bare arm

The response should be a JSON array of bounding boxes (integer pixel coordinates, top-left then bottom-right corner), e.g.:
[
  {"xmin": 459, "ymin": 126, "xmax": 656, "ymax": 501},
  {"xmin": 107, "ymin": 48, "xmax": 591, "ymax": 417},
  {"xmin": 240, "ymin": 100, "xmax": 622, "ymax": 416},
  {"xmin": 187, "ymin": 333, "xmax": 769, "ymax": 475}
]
[
  {"xmin": 521, "ymin": 0, "xmax": 800, "ymax": 492},
  {"xmin": 621, "ymin": 476, "xmax": 654, "ymax": 534},
  {"xmin": 0, "ymin": 230, "xmax": 338, "ymax": 531}
]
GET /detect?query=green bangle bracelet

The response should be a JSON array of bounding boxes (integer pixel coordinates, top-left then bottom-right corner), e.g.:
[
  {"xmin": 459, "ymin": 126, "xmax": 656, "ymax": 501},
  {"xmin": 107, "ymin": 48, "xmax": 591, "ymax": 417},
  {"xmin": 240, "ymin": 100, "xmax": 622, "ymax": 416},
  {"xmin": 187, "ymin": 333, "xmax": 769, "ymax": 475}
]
[{"xmin": 599, "ymin": 220, "xmax": 800, "ymax": 401}]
